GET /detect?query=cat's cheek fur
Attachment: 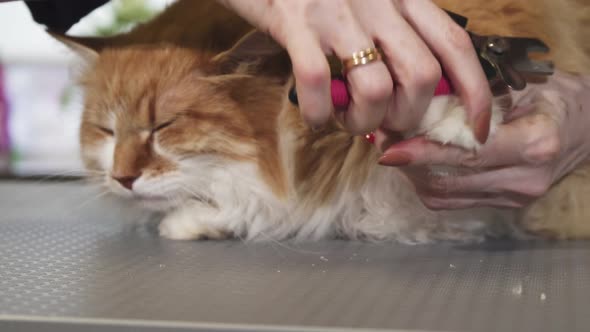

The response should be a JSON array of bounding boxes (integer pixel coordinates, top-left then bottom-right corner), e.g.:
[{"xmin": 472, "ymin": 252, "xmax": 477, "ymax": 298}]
[
  {"xmin": 88, "ymin": 137, "xmax": 115, "ymax": 172},
  {"xmin": 81, "ymin": 137, "xmax": 126, "ymax": 194}
]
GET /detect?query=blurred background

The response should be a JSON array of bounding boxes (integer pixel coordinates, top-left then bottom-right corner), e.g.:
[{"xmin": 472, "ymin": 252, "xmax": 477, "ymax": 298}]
[{"xmin": 0, "ymin": 0, "xmax": 175, "ymax": 177}]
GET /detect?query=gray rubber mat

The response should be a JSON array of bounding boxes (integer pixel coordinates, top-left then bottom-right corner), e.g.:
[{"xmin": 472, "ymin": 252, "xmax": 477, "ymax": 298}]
[{"xmin": 0, "ymin": 180, "xmax": 589, "ymax": 332}]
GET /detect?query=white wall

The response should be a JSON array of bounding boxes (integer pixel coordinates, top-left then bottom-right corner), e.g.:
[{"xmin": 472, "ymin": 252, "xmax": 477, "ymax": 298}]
[
  {"xmin": 0, "ymin": 0, "xmax": 175, "ymax": 175},
  {"xmin": 0, "ymin": 0, "xmax": 175, "ymax": 64},
  {"xmin": 0, "ymin": 1, "xmax": 73, "ymax": 64}
]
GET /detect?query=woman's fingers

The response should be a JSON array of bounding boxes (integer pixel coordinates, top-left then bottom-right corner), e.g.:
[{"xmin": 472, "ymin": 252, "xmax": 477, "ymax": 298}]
[
  {"xmin": 407, "ymin": 165, "xmax": 552, "ymax": 198},
  {"xmin": 306, "ymin": 0, "xmax": 393, "ymax": 134},
  {"xmin": 351, "ymin": 0, "xmax": 441, "ymax": 134},
  {"xmin": 222, "ymin": 0, "xmax": 492, "ymax": 140},
  {"xmin": 416, "ymin": 194, "xmax": 527, "ymax": 210},
  {"xmin": 403, "ymin": 167, "xmax": 533, "ymax": 209},
  {"xmin": 218, "ymin": 0, "xmax": 336, "ymax": 129},
  {"xmin": 286, "ymin": 30, "xmax": 334, "ymax": 129},
  {"xmin": 397, "ymin": 0, "xmax": 492, "ymax": 143}
]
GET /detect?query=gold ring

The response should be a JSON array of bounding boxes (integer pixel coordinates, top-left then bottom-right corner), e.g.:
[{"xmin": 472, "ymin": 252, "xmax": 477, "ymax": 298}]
[{"xmin": 341, "ymin": 47, "xmax": 382, "ymax": 73}]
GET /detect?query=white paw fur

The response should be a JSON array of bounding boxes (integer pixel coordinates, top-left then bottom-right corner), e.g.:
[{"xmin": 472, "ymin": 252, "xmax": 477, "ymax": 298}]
[
  {"xmin": 413, "ymin": 96, "xmax": 505, "ymax": 150},
  {"xmin": 158, "ymin": 202, "xmax": 231, "ymax": 240}
]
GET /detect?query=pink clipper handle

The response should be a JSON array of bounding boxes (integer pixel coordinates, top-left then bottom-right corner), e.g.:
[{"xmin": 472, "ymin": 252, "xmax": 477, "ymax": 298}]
[{"xmin": 330, "ymin": 75, "xmax": 454, "ymax": 109}]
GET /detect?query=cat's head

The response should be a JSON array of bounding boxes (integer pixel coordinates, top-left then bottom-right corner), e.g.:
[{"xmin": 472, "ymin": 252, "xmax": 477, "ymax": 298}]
[{"xmin": 52, "ymin": 31, "xmax": 289, "ymax": 210}]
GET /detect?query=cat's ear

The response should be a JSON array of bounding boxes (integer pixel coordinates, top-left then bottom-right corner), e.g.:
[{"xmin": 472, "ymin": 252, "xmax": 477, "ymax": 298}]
[
  {"xmin": 211, "ymin": 30, "xmax": 289, "ymax": 75},
  {"xmin": 47, "ymin": 30, "xmax": 107, "ymax": 62}
]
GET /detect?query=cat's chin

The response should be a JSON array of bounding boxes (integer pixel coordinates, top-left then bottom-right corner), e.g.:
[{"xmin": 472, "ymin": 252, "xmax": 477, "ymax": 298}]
[{"xmin": 132, "ymin": 194, "xmax": 215, "ymax": 212}]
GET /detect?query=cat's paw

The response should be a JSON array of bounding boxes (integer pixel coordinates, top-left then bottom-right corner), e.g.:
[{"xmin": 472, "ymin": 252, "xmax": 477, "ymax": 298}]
[
  {"xmin": 158, "ymin": 206, "xmax": 232, "ymax": 241},
  {"xmin": 416, "ymin": 96, "xmax": 504, "ymax": 150},
  {"xmin": 158, "ymin": 220, "xmax": 233, "ymax": 240}
]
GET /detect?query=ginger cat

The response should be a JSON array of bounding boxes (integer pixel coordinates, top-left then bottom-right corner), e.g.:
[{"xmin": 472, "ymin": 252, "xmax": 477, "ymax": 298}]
[{"xmin": 52, "ymin": 0, "xmax": 588, "ymax": 242}]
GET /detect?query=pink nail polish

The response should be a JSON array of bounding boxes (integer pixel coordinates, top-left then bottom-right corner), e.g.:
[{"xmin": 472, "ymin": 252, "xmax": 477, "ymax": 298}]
[
  {"xmin": 473, "ymin": 110, "xmax": 491, "ymax": 144},
  {"xmin": 378, "ymin": 151, "xmax": 413, "ymax": 166}
]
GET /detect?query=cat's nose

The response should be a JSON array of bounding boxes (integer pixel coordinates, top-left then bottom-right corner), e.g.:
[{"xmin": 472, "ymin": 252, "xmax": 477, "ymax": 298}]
[{"xmin": 113, "ymin": 175, "xmax": 139, "ymax": 190}]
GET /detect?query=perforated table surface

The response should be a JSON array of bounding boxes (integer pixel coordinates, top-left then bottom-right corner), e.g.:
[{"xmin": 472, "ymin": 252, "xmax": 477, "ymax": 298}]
[{"xmin": 0, "ymin": 180, "xmax": 589, "ymax": 332}]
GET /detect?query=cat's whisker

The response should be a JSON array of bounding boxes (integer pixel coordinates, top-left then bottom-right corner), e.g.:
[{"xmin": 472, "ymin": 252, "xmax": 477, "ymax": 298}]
[
  {"xmin": 179, "ymin": 185, "xmax": 208, "ymax": 203},
  {"xmin": 167, "ymin": 192, "xmax": 179, "ymax": 205},
  {"xmin": 85, "ymin": 178, "xmax": 108, "ymax": 188},
  {"xmin": 164, "ymin": 194, "xmax": 174, "ymax": 207},
  {"xmin": 70, "ymin": 190, "xmax": 112, "ymax": 212},
  {"xmin": 79, "ymin": 168, "xmax": 107, "ymax": 175},
  {"xmin": 34, "ymin": 168, "xmax": 105, "ymax": 183},
  {"xmin": 6, "ymin": 172, "xmax": 107, "ymax": 203},
  {"xmin": 13, "ymin": 187, "xmax": 113, "ymax": 227},
  {"xmin": 255, "ymin": 231, "xmax": 324, "ymax": 256}
]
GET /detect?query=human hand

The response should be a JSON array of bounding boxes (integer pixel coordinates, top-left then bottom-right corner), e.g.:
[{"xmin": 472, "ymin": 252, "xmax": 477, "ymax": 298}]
[
  {"xmin": 378, "ymin": 70, "xmax": 590, "ymax": 209},
  {"xmin": 218, "ymin": 0, "xmax": 491, "ymax": 141}
]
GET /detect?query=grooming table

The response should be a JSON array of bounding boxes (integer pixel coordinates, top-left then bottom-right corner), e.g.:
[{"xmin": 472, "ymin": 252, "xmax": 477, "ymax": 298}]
[{"xmin": 0, "ymin": 180, "xmax": 589, "ymax": 332}]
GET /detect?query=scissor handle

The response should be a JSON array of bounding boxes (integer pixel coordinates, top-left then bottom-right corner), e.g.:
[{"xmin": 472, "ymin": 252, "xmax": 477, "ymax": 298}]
[{"xmin": 329, "ymin": 75, "xmax": 455, "ymax": 109}]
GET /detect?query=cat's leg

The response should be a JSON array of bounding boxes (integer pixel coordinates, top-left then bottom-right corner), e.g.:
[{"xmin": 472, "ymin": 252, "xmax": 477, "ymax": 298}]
[{"xmin": 158, "ymin": 202, "xmax": 233, "ymax": 240}]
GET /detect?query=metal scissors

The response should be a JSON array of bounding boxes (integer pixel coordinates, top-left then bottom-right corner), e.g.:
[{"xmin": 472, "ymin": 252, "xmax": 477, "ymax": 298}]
[
  {"xmin": 470, "ymin": 32, "xmax": 554, "ymax": 91},
  {"xmin": 288, "ymin": 10, "xmax": 555, "ymax": 108},
  {"xmin": 446, "ymin": 9, "xmax": 554, "ymax": 90}
]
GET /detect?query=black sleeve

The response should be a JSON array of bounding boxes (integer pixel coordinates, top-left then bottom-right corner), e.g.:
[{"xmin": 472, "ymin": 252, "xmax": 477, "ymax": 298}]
[
  {"xmin": 23, "ymin": 0, "xmax": 110, "ymax": 33},
  {"xmin": 443, "ymin": 9, "xmax": 468, "ymax": 28}
]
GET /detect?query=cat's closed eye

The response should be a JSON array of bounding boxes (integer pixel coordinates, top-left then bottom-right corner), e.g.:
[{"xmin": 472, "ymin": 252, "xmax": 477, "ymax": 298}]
[
  {"xmin": 95, "ymin": 125, "xmax": 114, "ymax": 136},
  {"xmin": 152, "ymin": 119, "xmax": 176, "ymax": 134}
]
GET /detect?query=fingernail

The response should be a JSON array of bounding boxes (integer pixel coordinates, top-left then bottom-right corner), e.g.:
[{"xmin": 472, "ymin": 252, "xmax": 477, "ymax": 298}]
[
  {"xmin": 472, "ymin": 110, "xmax": 491, "ymax": 144},
  {"xmin": 378, "ymin": 150, "xmax": 413, "ymax": 166}
]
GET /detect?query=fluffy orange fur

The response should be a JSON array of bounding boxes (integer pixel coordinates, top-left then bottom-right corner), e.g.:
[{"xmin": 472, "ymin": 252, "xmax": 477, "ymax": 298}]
[{"xmin": 55, "ymin": 0, "xmax": 590, "ymax": 240}]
